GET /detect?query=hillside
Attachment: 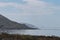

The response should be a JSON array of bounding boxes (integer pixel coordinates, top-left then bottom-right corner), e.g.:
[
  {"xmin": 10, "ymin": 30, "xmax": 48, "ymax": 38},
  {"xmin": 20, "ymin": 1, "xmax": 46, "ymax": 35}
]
[{"xmin": 0, "ymin": 14, "xmax": 37, "ymax": 30}]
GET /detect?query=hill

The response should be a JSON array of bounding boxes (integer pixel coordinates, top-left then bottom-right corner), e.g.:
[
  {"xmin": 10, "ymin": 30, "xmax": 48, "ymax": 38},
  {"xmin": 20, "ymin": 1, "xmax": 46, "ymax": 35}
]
[{"xmin": 0, "ymin": 14, "xmax": 37, "ymax": 30}]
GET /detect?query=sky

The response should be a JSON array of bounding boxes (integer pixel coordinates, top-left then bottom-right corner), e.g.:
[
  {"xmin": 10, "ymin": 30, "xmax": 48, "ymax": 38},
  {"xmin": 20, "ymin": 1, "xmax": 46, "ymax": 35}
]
[{"xmin": 0, "ymin": 0, "xmax": 60, "ymax": 29}]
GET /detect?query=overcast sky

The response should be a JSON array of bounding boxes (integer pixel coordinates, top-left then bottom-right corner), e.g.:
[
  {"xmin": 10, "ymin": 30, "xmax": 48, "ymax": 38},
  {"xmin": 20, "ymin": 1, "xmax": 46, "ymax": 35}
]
[{"xmin": 0, "ymin": 0, "xmax": 60, "ymax": 29}]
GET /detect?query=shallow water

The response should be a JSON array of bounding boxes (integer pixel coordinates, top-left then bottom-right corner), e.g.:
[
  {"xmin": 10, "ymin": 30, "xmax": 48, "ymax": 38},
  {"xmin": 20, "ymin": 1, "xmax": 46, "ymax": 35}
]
[{"xmin": 3, "ymin": 30, "xmax": 60, "ymax": 37}]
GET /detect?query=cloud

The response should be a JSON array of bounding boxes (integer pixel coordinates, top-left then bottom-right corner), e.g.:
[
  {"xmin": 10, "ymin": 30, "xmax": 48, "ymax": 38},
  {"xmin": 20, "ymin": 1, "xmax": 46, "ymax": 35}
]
[
  {"xmin": 0, "ymin": 2, "xmax": 21, "ymax": 7},
  {"xmin": 0, "ymin": 0, "xmax": 60, "ymax": 16}
]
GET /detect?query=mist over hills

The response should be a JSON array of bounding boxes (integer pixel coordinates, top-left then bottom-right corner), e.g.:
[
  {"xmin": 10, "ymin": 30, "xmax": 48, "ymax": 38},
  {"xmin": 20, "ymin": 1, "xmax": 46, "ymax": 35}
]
[{"xmin": 0, "ymin": 14, "xmax": 37, "ymax": 30}]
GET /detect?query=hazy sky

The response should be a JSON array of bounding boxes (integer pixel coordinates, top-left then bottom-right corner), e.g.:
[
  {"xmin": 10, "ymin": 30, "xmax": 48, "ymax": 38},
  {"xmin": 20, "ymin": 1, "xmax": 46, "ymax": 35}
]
[{"xmin": 0, "ymin": 0, "xmax": 60, "ymax": 29}]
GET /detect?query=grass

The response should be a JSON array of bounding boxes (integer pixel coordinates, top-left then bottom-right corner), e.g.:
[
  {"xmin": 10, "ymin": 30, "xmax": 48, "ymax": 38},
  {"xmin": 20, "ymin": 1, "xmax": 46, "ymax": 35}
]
[{"xmin": 0, "ymin": 33, "xmax": 60, "ymax": 40}]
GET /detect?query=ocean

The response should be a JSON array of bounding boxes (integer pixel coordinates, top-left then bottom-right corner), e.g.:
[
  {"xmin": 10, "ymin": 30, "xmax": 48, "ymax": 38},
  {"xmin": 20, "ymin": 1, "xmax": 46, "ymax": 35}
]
[{"xmin": 2, "ymin": 30, "xmax": 60, "ymax": 37}]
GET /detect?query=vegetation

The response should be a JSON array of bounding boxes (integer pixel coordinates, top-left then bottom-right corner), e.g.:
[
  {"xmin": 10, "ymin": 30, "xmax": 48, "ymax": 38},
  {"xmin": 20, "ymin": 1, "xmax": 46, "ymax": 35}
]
[{"xmin": 0, "ymin": 33, "xmax": 60, "ymax": 40}]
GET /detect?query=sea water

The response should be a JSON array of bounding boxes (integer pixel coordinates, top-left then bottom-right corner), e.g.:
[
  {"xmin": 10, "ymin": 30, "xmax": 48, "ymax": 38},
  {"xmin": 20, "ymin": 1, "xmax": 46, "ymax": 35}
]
[{"xmin": 3, "ymin": 30, "xmax": 60, "ymax": 37}]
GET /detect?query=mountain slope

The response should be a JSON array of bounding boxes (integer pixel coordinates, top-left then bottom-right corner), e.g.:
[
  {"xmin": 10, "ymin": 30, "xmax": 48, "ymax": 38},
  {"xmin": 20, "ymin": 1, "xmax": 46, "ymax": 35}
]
[{"xmin": 0, "ymin": 14, "xmax": 37, "ymax": 30}]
